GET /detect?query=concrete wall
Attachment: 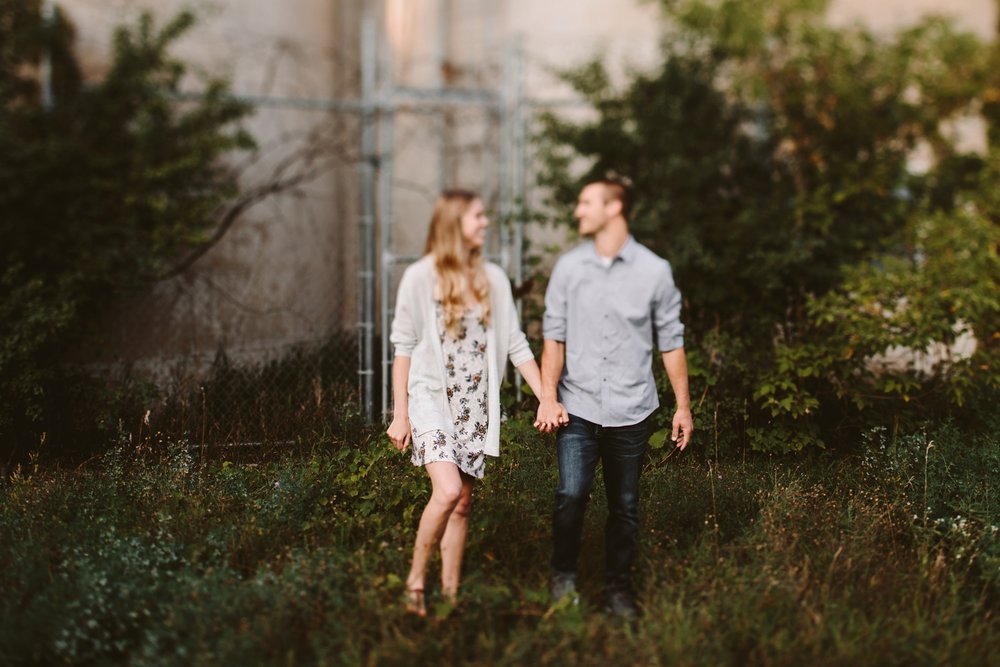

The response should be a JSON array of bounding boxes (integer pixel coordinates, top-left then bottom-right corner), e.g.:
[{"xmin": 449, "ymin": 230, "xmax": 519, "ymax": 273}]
[
  {"xmin": 61, "ymin": 0, "xmax": 364, "ymax": 375},
  {"xmin": 829, "ymin": 0, "xmax": 995, "ymax": 37},
  {"xmin": 56, "ymin": 0, "xmax": 996, "ymax": 376}
]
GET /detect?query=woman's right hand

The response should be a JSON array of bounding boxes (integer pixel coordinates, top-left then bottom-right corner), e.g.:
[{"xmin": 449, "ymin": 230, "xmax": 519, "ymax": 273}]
[{"xmin": 387, "ymin": 415, "xmax": 412, "ymax": 452}]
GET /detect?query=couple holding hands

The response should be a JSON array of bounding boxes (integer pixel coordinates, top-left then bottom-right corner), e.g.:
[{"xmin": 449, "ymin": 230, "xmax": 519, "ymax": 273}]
[{"xmin": 386, "ymin": 176, "xmax": 693, "ymax": 619}]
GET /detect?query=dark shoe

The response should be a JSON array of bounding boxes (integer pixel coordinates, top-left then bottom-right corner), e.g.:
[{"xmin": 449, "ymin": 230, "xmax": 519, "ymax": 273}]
[
  {"xmin": 550, "ymin": 572, "xmax": 578, "ymax": 605},
  {"xmin": 605, "ymin": 588, "xmax": 639, "ymax": 620}
]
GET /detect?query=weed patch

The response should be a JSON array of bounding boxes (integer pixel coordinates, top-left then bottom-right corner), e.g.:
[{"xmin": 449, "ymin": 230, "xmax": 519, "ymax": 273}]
[{"xmin": 1, "ymin": 419, "xmax": 998, "ymax": 665}]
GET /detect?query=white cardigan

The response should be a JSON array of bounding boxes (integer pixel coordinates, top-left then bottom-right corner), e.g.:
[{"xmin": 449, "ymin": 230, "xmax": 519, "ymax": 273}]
[{"xmin": 390, "ymin": 255, "xmax": 534, "ymax": 457}]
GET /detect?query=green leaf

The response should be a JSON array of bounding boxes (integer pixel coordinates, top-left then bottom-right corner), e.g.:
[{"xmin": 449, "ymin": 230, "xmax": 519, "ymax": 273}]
[{"xmin": 649, "ymin": 428, "xmax": 672, "ymax": 450}]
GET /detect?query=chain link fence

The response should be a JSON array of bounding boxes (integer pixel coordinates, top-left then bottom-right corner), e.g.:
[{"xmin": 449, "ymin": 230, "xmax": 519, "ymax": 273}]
[{"xmin": 75, "ymin": 100, "xmax": 366, "ymax": 450}]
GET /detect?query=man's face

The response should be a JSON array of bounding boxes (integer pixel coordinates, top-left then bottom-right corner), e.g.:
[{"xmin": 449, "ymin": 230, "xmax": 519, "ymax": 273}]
[{"xmin": 574, "ymin": 183, "xmax": 615, "ymax": 236}]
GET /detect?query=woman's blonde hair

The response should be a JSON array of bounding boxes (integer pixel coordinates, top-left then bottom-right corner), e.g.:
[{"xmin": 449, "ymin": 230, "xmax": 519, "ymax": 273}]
[{"xmin": 424, "ymin": 189, "xmax": 491, "ymax": 337}]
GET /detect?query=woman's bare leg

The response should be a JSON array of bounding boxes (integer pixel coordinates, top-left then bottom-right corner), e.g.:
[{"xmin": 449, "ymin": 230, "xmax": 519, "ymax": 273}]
[
  {"xmin": 405, "ymin": 461, "xmax": 464, "ymax": 614},
  {"xmin": 439, "ymin": 474, "xmax": 474, "ymax": 601}
]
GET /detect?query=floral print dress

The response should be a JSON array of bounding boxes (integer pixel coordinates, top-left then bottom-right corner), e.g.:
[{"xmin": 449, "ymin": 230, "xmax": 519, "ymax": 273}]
[{"xmin": 411, "ymin": 302, "xmax": 489, "ymax": 479}]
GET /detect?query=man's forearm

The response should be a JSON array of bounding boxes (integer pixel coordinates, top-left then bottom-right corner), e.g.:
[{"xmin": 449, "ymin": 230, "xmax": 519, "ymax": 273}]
[
  {"xmin": 540, "ymin": 339, "xmax": 565, "ymax": 402},
  {"xmin": 662, "ymin": 348, "xmax": 691, "ymax": 410}
]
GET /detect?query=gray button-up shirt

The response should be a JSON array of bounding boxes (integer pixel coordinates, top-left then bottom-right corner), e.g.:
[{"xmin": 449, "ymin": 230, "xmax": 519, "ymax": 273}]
[{"xmin": 543, "ymin": 236, "xmax": 684, "ymax": 427}]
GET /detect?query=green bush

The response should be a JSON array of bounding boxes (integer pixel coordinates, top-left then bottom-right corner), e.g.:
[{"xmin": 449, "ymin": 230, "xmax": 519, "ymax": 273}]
[
  {"xmin": 0, "ymin": 4, "xmax": 254, "ymax": 459},
  {"xmin": 535, "ymin": 0, "xmax": 1000, "ymax": 453}
]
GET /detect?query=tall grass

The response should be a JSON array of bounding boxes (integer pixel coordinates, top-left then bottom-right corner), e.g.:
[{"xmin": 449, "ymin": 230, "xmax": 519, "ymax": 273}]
[{"xmin": 1, "ymin": 419, "xmax": 998, "ymax": 666}]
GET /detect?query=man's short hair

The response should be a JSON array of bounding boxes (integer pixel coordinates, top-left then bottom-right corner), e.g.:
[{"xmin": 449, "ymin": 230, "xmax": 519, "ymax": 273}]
[{"xmin": 589, "ymin": 172, "xmax": 634, "ymax": 220}]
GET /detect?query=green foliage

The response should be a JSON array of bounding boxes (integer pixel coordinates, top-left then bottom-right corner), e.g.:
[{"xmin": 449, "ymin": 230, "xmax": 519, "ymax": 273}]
[
  {"xmin": 169, "ymin": 335, "xmax": 362, "ymax": 450},
  {"xmin": 536, "ymin": 0, "xmax": 1000, "ymax": 452},
  {"xmin": 2, "ymin": 418, "xmax": 999, "ymax": 664},
  {"xmin": 0, "ymin": 5, "xmax": 254, "ymax": 457},
  {"xmin": 803, "ymin": 206, "xmax": 999, "ymax": 404}
]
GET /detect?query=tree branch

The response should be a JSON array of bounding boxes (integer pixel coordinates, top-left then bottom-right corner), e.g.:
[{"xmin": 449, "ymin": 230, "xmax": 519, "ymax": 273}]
[{"xmin": 158, "ymin": 121, "xmax": 357, "ymax": 281}]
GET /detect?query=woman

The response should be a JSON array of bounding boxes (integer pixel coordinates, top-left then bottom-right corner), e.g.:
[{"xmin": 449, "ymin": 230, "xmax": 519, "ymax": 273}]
[{"xmin": 387, "ymin": 189, "xmax": 543, "ymax": 616}]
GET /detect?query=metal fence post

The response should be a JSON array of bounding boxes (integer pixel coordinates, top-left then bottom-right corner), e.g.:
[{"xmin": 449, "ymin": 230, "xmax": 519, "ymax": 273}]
[
  {"xmin": 40, "ymin": 1, "xmax": 56, "ymax": 111},
  {"xmin": 358, "ymin": 4, "xmax": 378, "ymax": 423}
]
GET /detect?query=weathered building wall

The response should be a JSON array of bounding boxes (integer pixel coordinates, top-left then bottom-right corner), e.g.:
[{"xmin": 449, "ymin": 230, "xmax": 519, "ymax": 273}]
[
  {"xmin": 829, "ymin": 0, "xmax": 995, "ymax": 36},
  {"xmin": 61, "ymin": 0, "xmax": 364, "ymax": 377},
  {"xmin": 56, "ymin": 0, "xmax": 996, "ymax": 378}
]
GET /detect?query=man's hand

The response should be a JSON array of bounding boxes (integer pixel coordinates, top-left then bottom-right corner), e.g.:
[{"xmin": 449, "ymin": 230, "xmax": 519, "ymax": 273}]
[
  {"xmin": 535, "ymin": 398, "xmax": 568, "ymax": 434},
  {"xmin": 672, "ymin": 407, "xmax": 693, "ymax": 450},
  {"xmin": 386, "ymin": 415, "xmax": 411, "ymax": 452}
]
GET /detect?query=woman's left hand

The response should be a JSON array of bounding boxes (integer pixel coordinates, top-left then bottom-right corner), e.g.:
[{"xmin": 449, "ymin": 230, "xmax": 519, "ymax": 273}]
[{"xmin": 387, "ymin": 415, "xmax": 412, "ymax": 452}]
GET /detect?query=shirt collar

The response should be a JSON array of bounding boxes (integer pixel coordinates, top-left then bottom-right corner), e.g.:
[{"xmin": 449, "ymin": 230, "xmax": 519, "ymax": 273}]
[{"xmin": 586, "ymin": 235, "xmax": 636, "ymax": 265}]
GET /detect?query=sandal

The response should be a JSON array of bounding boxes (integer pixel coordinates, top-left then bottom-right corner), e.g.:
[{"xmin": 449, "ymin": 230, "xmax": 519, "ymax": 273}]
[{"xmin": 405, "ymin": 587, "xmax": 427, "ymax": 617}]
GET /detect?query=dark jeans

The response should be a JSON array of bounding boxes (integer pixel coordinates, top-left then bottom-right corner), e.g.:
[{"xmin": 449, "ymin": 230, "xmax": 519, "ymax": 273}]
[{"xmin": 551, "ymin": 413, "xmax": 650, "ymax": 589}]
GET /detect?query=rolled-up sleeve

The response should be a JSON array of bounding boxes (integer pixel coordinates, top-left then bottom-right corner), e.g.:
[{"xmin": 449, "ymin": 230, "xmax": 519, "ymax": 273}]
[
  {"xmin": 542, "ymin": 259, "xmax": 568, "ymax": 342},
  {"xmin": 653, "ymin": 260, "xmax": 684, "ymax": 351},
  {"xmin": 389, "ymin": 270, "xmax": 418, "ymax": 357}
]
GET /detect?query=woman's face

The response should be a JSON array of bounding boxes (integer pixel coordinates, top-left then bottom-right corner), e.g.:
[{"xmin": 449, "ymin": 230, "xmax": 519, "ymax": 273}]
[{"xmin": 460, "ymin": 198, "xmax": 489, "ymax": 250}]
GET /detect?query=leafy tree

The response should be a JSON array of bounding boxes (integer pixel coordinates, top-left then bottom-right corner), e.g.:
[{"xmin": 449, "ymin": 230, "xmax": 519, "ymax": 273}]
[
  {"xmin": 0, "ymin": 3, "xmax": 255, "ymax": 458},
  {"xmin": 536, "ymin": 0, "xmax": 999, "ymax": 452}
]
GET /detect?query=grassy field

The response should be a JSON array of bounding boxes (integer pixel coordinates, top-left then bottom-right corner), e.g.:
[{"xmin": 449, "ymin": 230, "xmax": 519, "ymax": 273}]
[{"xmin": 2, "ymin": 417, "xmax": 999, "ymax": 666}]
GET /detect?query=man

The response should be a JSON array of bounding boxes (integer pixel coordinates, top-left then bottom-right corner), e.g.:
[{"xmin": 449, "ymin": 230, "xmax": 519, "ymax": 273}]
[{"xmin": 535, "ymin": 174, "xmax": 693, "ymax": 619}]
